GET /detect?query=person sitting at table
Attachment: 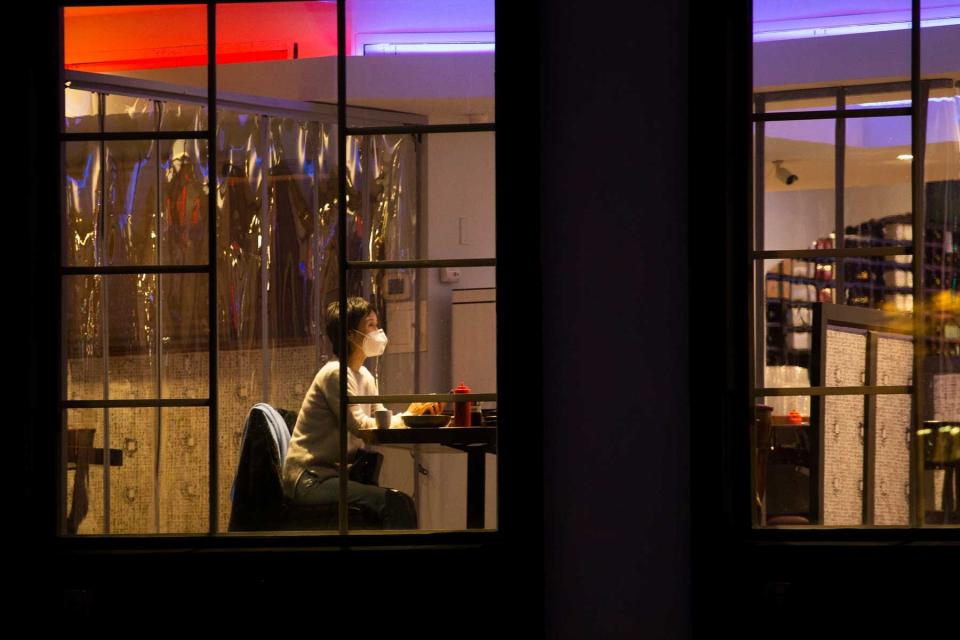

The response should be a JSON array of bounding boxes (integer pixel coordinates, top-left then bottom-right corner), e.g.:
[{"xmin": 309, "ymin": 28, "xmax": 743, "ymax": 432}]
[{"xmin": 282, "ymin": 296, "xmax": 424, "ymax": 529}]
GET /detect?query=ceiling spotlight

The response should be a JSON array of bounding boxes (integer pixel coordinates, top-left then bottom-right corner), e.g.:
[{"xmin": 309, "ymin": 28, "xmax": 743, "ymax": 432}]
[{"xmin": 773, "ymin": 160, "xmax": 798, "ymax": 186}]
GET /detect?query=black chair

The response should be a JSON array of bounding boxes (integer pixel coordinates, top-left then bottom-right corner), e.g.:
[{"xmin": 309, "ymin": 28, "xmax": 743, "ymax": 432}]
[{"xmin": 228, "ymin": 403, "xmax": 384, "ymax": 531}]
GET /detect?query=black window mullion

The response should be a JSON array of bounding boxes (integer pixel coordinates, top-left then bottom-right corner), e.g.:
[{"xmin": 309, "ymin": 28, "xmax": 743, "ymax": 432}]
[
  {"xmin": 155, "ymin": 99, "xmax": 164, "ymax": 534},
  {"xmin": 259, "ymin": 117, "xmax": 270, "ymax": 406},
  {"xmin": 62, "ymin": 265, "xmax": 211, "ymax": 275},
  {"xmin": 909, "ymin": 0, "xmax": 925, "ymax": 527},
  {"xmin": 351, "ymin": 393, "xmax": 498, "ymax": 404},
  {"xmin": 61, "ymin": 131, "xmax": 209, "ymax": 142},
  {"xmin": 758, "ymin": 77, "xmax": 951, "ymax": 104},
  {"xmin": 753, "ymin": 95, "xmax": 765, "ymax": 389},
  {"xmin": 337, "ymin": 0, "xmax": 349, "ymax": 536},
  {"xmin": 206, "ymin": 0, "xmax": 219, "ymax": 536},
  {"xmin": 753, "ymin": 107, "xmax": 913, "ymax": 122},
  {"xmin": 98, "ymin": 88, "xmax": 111, "ymax": 533},
  {"xmin": 755, "ymin": 247, "xmax": 913, "ymax": 259},
  {"xmin": 754, "ymin": 386, "xmax": 913, "ymax": 397},
  {"xmin": 346, "ymin": 258, "xmax": 496, "ymax": 269},
  {"xmin": 63, "ymin": 399, "xmax": 211, "ymax": 409},
  {"xmin": 835, "ymin": 90, "xmax": 846, "ymax": 307},
  {"xmin": 313, "ymin": 123, "xmax": 323, "ymax": 375},
  {"xmin": 345, "ymin": 123, "xmax": 495, "ymax": 136}
]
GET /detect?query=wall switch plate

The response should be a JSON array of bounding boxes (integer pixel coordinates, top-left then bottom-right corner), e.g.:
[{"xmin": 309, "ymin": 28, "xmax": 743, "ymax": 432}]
[{"xmin": 440, "ymin": 267, "xmax": 462, "ymax": 283}]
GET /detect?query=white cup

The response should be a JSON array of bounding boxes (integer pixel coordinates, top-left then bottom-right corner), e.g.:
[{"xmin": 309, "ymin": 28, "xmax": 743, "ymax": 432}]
[{"xmin": 375, "ymin": 409, "xmax": 392, "ymax": 429}]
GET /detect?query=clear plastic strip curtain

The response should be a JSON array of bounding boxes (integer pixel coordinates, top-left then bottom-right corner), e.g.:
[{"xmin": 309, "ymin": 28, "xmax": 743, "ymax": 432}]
[{"xmin": 63, "ymin": 88, "xmax": 419, "ymax": 533}]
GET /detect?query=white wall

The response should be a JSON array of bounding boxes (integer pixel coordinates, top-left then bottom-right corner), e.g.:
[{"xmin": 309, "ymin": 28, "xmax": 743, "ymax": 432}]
[
  {"xmin": 754, "ymin": 24, "xmax": 960, "ymax": 89},
  {"xmin": 765, "ymin": 183, "xmax": 913, "ymax": 249},
  {"xmin": 415, "ymin": 131, "xmax": 497, "ymax": 531},
  {"xmin": 116, "ymin": 54, "xmax": 493, "ymax": 109},
  {"xmin": 423, "ymin": 131, "xmax": 496, "ymax": 393}
]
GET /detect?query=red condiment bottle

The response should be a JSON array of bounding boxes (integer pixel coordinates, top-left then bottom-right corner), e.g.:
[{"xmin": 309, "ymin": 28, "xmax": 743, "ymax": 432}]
[{"xmin": 453, "ymin": 381, "xmax": 472, "ymax": 426}]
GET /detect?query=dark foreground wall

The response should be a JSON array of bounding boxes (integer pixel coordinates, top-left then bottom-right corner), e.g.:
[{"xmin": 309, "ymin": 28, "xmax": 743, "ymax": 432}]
[{"xmin": 540, "ymin": 2, "xmax": 690, "ymax": 638}]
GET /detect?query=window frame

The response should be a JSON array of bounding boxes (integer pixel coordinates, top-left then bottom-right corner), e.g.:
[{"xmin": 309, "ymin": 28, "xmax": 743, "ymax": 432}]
[
  {"xmin": 49, "ymin": 0, "xmax": 526, "ymax": 548},
  {"xmin": 746, "ymin": 0, "xmax": 959, "ymax": 537}
]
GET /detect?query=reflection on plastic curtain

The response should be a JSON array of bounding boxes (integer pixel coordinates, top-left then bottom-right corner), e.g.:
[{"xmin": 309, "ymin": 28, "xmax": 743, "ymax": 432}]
[
  {"xmin": 267, "ymin": 117, "xmax": 319, "ymax": 342},
  {"xmin": 218, "ymin": 110, "xmax": 265, "ymax": 347}
]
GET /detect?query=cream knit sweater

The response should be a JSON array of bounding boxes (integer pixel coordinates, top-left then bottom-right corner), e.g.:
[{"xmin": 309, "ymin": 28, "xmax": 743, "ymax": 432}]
[{"xmin": 281, "ymin": 360, "xmax": 403, "ymax": 497}]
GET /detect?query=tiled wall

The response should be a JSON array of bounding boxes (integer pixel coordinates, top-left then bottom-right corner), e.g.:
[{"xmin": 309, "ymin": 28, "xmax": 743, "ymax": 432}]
[{"xmin": 65, "ymin": 345, "xmax": 321, "ymax": 534}]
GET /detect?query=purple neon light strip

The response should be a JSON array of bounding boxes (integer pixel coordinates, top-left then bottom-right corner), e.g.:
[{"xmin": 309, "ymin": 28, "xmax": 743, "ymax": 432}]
[
  {"xmin": 754, "ymin": 16, "xmax": 960, "ymax": 42},
  {"xmin": 362, "ymin": 42, "xmax": 495, "ymax": 55}
]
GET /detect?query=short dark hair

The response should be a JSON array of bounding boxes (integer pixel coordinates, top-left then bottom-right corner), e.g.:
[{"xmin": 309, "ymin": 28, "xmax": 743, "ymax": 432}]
[{"xmin": 326, "ymin": 297, "xmax": 373, "ymax": 358}]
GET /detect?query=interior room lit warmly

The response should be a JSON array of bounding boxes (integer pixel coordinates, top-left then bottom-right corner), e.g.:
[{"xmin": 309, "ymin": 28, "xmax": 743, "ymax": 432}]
[
  {"xmin": 61, "ymin": 1, "xmax": 497, "ymax": 535},
  {"xmin": 752, "ymin": 1, "xmax": 959, "ymax": 528}
]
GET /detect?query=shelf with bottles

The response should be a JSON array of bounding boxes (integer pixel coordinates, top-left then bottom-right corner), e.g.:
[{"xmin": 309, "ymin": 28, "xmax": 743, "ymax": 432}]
[
  {"xmin": 762, "ymin": 212, "xmax": 958, "ymax": 365},
  {"xmin": 765, "ymin": 277, "xmax": 835, "ymax": 306},
  {"xmin": 765, "ymin": 348, "xmax": 811, "ymax": 369}
]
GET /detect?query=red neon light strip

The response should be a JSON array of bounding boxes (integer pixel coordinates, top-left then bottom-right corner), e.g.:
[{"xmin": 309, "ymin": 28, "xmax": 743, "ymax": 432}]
[{"xmin": 66, "ymin": 50, "xmax": 290, "ymax": 72}]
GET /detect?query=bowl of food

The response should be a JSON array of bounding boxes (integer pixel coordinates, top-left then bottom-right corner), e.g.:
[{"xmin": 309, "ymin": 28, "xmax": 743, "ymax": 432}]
[{"xmin": 401, "ymin": 414, "xmax": 451, "ymax": 428}]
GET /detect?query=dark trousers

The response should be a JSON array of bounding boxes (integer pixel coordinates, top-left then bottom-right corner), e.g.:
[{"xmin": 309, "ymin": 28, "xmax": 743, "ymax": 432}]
[{"xmin": 293, "ymin": 467, "xmax": 418, "ymax": 530}]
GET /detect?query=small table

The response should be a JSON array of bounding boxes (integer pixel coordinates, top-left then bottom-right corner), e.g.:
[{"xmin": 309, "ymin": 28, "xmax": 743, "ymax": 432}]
[{"xmin": 369, "ymin": 427, "xmax": 497, "ymax": 529}]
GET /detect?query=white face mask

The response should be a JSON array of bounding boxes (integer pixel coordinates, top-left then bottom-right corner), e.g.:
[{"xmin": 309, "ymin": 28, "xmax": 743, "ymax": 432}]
[{"xmin": 358, "ymin": 329, "xmax": 388, "ymax": 357}]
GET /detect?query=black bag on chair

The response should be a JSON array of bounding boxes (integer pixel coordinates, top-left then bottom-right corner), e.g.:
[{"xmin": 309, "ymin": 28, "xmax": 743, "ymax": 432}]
[{"xmin": 348, "ymin": 449, "xmax": 384, "ymax": 486}]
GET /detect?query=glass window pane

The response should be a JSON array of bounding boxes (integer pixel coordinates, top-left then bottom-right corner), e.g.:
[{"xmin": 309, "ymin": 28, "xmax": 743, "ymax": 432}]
[
  {"xmin": 104, "ymin": 93, "xmax": 157, "ymax": 133},
  {"xmin": 754, "ymin": 399, "xmax": 813, "ymax": 526},
  {"xmin": 63, "ymin": 5, "xmax": 208, "ymax": 92},
  {"xmin": 159, "ymin": 139, "xmax": 209, "ymax": 265},
  {"xmin": 64, "ymin": 275, "xmax": 104, "ymax": 401},
  {"xmin": 161, "ymin": 274, "xmax": 210, "ymax": 399},
  {"xmin": 845, "ymin": 116, "xmax": 913, "ymax": 220},
  {"xmin": 159, "ymin": 100, "xmax": 208, "ymax": 132},
  {"xmin": 108, "ymin": 408, "xmax": 158, "ymax": 534},
  {"xmin": 760, "ymin": 94, "xmax": 837, "ymax": 115},
  {"xmin": 216, "ymin": 109, "xmax": 270, "ymax": 531},
  {"xmin": 107, "ymin": 274, "xmax": 158, "ymax": 400},
  {"xmin": 63, "ymin": 141, "xmax": 102, "ymax": 268},
  {"xmin": 919, "ymin": 78, "xmax": 958, "ymax": 526},
  {"xmin": 760, "ymin": 258, "xmax": 835, "ymax": 379},
  {"xmin": 847, "ymin": 87, "xmax": 912, "ymax": 111},
  {"xmin": 920, "ymin": 96, "xmax": 959, "ymax": 528},
  {"xmin": 753, "ymin": 0, "xmax": 911, "ymax": 107},
  {"xmin": 64, "ymin": 409, "xmax": 105, "ymax": 535},
  {"xmin": 104, "ymin": 140, "xmax": 158, "ymax": 267},
  {"xmin": 337, "ymin": 269, "xmax": 496, "ymax": 532},
  {"xmin": 265, "ymin": 117, "xmax": 322, "ymax": 347},
  {"xmin": 346, "ymin": 0, "xmax": 495, "ymax": 127},
  {"xmin": 821, "ymin": 393, "xmax": 867, "ymax": 526},
  {"xmin": 64, "ymin": 88, "xmax": 99, "ymax": 133},
  {"xmin": 873, "ymin": 393, "xmax": 913, "ymax": 526},
  {"xmin": 217, "ymin": 349, "xmax": 266, "ymax": 532},
  {"xmin": 921, "ymin": 2, "xmax": 960, "ymax": 83},
  {"xmin": 759, "ymin": 119, "xmax": 837, "ymax": 251},
  {"xmin": 347, "ymin": 132, "xmax": 495, "ymax": 264},
  {"xmin": 159, "ymin": 408, "xmax": 209, "ymax": 533},
  {"xmin": 216, "ymin": 2, "xmax": 337, "ymax": 101},
  {"xmin": 917, "ymin": 418, "xmax": 960, "ymax": 525}
]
